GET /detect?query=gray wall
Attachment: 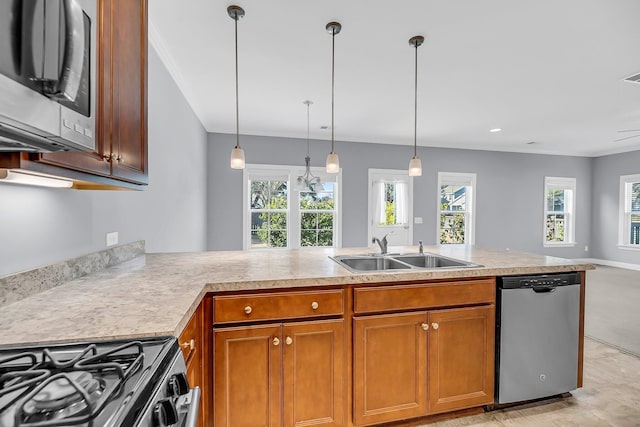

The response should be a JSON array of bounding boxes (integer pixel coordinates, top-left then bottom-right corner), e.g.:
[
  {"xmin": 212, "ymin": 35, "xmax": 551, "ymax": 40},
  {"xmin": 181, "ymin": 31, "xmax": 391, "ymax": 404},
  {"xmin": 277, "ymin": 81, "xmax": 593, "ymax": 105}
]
[
  {"xmin": 207, "ymin": 133, "xmax": 593, "ymax": 259},
  {"xmin": 0, "ymin": 46, "xmax": 208, "ymax": 277},
  {"xmin": 592, "ymin": 150, "xmax": 640, "ymax": 264}
]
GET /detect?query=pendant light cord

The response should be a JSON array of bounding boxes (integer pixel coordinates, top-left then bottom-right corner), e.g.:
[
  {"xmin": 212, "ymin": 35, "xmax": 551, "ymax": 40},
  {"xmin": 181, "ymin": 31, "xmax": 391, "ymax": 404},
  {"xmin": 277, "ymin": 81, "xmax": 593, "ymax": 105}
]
[
  {"xmin": 234, "ymin": 12, "xmax": 240, "ymax": 149},
  {"xmin": 331, "ymin": 28, "xmax": 335, "ymax": 153},
  {"xmin": 414, "ymin": 41, "xmax": 418, "ymax": 158}
]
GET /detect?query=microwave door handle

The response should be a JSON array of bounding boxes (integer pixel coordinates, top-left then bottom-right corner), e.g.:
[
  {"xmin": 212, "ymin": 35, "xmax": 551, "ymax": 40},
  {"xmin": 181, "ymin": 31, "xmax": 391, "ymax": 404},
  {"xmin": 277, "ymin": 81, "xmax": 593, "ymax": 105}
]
[{"xmin": 51, "ymin": 0, "xmax": 84, "ymax": 102}]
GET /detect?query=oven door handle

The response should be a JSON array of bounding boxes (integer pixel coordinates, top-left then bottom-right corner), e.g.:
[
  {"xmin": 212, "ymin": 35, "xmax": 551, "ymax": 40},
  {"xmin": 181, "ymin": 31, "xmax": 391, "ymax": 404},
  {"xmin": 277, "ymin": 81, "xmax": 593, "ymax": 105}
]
[
  {"xmin": 51, "ymin": 0, "xmax": 85, "ymax": 102},
  {"xmin": 183, "ymin": 386, "xmax": 201, "ymax": 427}
]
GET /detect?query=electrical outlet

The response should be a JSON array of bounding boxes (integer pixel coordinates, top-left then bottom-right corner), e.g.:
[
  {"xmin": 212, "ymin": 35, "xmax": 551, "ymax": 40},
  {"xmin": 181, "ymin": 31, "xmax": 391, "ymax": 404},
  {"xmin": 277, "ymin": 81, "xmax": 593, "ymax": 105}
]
[
  {"xmin": 106, "ymin": 232, "xmax": 118, "ymax": 247},
  {"xmin": 585, "ymin": 245, "xmax": 589, "ymax": 252},
  {"xmin": 414, "ymin": 217, "xmax": 423, "ymax": 224}
]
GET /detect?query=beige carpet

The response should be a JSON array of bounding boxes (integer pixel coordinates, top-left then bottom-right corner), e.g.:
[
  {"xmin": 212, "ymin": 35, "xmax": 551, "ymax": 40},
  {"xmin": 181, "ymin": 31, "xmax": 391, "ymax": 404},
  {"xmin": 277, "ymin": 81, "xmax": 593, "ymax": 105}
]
[{"xmin": 584, "ymin": 265, "xmax": 640, "ymax": 356}]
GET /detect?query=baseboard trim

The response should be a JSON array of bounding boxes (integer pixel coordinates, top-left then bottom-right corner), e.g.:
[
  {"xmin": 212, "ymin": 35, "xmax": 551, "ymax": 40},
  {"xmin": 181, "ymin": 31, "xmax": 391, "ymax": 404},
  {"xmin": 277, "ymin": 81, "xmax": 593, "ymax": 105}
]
[{"xmin": 575, "ymin": 258, "xmax": 640, "ymax": 271}]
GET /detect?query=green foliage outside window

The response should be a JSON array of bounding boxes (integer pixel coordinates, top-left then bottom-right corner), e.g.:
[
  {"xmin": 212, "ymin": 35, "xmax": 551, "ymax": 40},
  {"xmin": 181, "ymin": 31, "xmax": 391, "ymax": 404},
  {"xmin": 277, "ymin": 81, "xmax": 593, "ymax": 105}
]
[
  {"xmin": 252, "ymin": 180, "xmax": 288, "ymax": 248},
  {"xmin": 300, "ymin": 192, "xmax": 334, "ymax": 246},
  {"xmin": 440, "ymin": 205, "xmax": 465, "ymax": 244}
]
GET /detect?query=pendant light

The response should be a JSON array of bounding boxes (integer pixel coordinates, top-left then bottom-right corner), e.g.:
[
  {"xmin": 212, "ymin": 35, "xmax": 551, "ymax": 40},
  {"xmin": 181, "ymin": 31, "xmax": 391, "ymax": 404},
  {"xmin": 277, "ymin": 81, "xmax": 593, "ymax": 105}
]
[
  {"xmin": 325, "ymin": 22, "xmax": 341, "ymax": 174},
  {"xmin": 228, "ymin": 5, "xmax": 246, "ymax": 169},
  {"xmin": 297, "ymin": 100, "xmax": 322, "ymax": 192},
  {"xmin": 408, "ymin": 35, "xmax": 424, "ymax": 177}
]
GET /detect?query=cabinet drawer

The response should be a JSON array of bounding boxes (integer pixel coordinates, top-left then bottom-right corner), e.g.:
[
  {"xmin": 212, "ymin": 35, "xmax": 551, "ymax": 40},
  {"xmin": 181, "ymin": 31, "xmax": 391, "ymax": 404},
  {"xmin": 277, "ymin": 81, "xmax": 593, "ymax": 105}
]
[
  {"xmin": 178, "ymin": 308, "xmax": 200, "ymax": 362},
  {"xmin": 354, "ymin": 279, "xmax": 495, "ymax": 314},
  {"xmin": 214, "ymin": 290, "xmax": 344, "ymax": 323}
]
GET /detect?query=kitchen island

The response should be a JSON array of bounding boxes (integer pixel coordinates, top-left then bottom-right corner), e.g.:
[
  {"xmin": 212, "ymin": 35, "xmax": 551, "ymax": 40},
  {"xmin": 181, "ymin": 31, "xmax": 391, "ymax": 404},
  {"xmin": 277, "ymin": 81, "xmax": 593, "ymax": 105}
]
[{"xmin": 0, "ymin": 245, "xmax": 595, "ymax": 426}]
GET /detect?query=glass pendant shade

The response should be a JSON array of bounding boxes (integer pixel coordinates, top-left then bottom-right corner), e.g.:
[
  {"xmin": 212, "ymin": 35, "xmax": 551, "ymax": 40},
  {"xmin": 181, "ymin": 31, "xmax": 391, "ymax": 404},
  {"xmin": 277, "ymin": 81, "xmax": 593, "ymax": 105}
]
[
  {"xmin": 326, "ymin": 152, "xmax": 340, "ymax": 173},
  {"xmin": 230, "ymin": 145, "xmax": 245, "ymax": 169},
  {"xmin": 408, "ymin": 156, "xmax": 422, "ymax": 176}
]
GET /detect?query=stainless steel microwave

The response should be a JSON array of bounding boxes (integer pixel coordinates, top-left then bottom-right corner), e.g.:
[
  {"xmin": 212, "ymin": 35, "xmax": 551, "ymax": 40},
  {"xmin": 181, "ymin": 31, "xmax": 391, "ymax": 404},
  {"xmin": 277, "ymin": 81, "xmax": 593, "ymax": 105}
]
[{"xmin": 0, "ymin": 0, "xmax": 96, "ymax": 152}]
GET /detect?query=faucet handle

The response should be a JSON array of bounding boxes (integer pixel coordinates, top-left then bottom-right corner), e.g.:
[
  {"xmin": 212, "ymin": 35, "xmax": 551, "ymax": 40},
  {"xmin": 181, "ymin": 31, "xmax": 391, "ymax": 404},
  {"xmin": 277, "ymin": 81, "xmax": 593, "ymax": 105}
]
[{"xmin": 419, "ymin": 240, "xmax": 424, "ymax": 254}]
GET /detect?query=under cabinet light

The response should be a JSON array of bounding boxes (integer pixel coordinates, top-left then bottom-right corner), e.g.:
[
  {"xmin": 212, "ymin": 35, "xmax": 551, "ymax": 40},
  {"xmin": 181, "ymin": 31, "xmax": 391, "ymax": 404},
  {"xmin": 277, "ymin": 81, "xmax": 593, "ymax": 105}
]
[{"xmin": 0, "ymin": 170, "xmax": 73, "ymax": 188}]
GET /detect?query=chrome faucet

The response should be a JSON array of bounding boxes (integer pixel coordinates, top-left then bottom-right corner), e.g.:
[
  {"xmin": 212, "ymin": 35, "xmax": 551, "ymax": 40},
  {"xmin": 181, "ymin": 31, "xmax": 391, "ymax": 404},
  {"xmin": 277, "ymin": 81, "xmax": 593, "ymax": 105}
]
[
  {"xmin": 419, "ymin": 240, "xmax": 423, "ymax": 254},
  {"xmin": 372, "ymin": 233, "xmax": 391, "ymax": 254}
]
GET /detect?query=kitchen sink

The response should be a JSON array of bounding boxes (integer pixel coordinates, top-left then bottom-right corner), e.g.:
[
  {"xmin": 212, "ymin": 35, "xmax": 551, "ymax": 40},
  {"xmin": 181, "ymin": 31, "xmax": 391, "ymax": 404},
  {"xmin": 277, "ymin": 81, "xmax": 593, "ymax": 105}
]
[
  {"xmin": 336, "ymin": 256, "xmax": 410, "ymax": 272},
  {"xmin": 330, "ymin": 253, "xmax": 482, "ymax": 273},
  {"xmin": 393, "ymin": 254, "xmax": 476, "ymax": 268}
]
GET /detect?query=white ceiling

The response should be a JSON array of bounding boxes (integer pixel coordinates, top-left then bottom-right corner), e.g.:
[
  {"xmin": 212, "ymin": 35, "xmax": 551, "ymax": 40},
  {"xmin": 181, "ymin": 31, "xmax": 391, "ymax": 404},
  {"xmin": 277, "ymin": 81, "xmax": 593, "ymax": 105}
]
[{"xmin": 148, "ymin": 0, "xmax": 640, "ymax": 157}]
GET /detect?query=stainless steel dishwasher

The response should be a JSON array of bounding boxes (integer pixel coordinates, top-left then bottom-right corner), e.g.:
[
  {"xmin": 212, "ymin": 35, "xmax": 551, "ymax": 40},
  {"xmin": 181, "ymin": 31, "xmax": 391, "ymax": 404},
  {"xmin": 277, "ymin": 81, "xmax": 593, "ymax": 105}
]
[{"xmin": 495, "ymin": 272, "xmax": 581, "ymax": 404}]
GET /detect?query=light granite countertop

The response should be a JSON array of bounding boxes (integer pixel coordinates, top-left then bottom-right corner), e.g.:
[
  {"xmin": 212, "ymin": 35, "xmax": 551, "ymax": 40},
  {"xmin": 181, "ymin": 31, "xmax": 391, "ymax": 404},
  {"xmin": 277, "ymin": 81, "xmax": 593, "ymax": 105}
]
[{"xmin": 0, "ymin": 246, "xmax": 595, "ymax": 346}]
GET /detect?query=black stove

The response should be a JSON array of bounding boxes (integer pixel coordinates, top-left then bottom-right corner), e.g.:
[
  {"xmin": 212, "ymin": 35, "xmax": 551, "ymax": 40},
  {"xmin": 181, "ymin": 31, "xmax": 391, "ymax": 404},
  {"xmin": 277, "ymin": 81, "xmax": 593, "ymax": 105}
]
[{"xmin": 0, "ymin": 336, "xmax": 199, "ymax": 427}]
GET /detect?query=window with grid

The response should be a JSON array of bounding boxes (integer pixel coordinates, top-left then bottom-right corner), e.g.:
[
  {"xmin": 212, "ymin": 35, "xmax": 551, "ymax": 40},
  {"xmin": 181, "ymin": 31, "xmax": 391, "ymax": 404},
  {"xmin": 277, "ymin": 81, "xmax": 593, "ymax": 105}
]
[
  {"xmin": 619, "ymin": 174, "xmax": 640, "ymax": 248},
  {"xmin": 300, "ymin": 183, "xmax": 335, "ymax": 247},
  {"xmin": 544, "ymin": 177, "xmax": 576, "ymax": 246},
  {"xmin": 244, "ymin": 165, "xmax": 341, "ymax": 249},
  {"xmin": 249, "ymin": 178, "xmax": 289, "ymax": 248},
  {"xmin": 438, "ymin": 172, "xmax": 476, "ymax": 245}
]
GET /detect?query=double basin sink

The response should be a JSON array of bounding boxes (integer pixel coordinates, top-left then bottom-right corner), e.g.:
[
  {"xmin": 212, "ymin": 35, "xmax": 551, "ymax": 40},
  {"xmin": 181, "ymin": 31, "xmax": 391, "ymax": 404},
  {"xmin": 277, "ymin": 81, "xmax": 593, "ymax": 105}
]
[{"xmin": 330, "ymin": 252, "xmax": 482, "ymax": 273}]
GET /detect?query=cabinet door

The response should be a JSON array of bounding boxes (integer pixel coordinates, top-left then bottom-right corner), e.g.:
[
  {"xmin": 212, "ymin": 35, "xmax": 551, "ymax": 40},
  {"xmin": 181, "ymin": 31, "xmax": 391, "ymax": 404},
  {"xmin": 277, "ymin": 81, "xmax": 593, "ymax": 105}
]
[
  {"xmin": 179, "ymin": 305, "xmax": 205, "ymax": 427},
  {"xmin": 282, "ymin": 320, "xmax": 344, "ymax": 427},
  {"xmin": 102, "ymin": 0, "xmax": 148, "ymax": 183},
  {"xmin": 353, "ymin": 312, "xmax": 428, "ymax": 426},
  {"xmin": 214, "ymin": 324, "xmax": 282, "ymax": 427},
  {"xmin": 427, "ymin": 306, "xmax": 495, "ymax": 414}
]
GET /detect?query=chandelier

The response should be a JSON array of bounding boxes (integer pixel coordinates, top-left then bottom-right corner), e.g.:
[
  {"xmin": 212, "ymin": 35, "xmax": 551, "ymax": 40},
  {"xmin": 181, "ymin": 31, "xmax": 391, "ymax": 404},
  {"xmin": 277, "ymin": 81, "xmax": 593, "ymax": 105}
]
[{"xmin": 297, "ymin": 100, "xmax": 322, "ymax": 193}]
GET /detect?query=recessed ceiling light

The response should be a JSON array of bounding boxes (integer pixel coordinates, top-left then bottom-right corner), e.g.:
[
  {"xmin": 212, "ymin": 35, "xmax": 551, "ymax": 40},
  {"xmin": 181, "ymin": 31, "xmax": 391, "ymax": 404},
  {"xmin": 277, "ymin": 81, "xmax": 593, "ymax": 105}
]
[{"xmin": 489, "ymin": 128, "xmax": 502, "ymax": 133}]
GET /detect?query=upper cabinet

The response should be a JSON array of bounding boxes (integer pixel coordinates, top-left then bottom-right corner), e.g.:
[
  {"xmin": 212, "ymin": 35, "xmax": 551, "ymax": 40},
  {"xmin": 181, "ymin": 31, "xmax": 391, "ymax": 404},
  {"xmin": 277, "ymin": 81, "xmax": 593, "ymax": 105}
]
[{"xmin": 0, "ymin": 0, "xmax": 148, "ymax": 189}]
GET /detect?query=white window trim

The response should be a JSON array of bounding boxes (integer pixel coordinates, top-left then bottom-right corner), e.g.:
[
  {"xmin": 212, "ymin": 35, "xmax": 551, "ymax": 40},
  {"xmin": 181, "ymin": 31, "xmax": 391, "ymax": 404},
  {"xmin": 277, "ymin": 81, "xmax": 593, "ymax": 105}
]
[
  {"xmin": 618, "ymin": 173, "xmax": 640, "ymax": 249},
  {"xmin": 242, "ymin": 163, "xmax": 342, "ymax": 250},
  {"xmin": 543, "ymin": 176, "xmax": 576, "ymax": 248},
  {"xmin": 437, "ymin": 172, "xmax": 476, "ymax": 245},
  {"xmin": 367, "ymin": 169, "xmax": 414, "ymax": 246}
]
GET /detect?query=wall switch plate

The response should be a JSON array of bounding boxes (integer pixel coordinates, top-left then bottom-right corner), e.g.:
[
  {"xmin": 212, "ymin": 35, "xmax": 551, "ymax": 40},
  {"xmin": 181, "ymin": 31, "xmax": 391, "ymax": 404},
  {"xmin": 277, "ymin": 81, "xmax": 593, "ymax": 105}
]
[
  {"xmin": 106, "ymin": 232, "xmax": 119, "ymax": 247},
  {"xmin": 414, "ymin": 217, "xmax": 423, "ymax": 224},
  {"xmin": 585, "ymin": 245, "xmax": 589, "ymax": 252}
]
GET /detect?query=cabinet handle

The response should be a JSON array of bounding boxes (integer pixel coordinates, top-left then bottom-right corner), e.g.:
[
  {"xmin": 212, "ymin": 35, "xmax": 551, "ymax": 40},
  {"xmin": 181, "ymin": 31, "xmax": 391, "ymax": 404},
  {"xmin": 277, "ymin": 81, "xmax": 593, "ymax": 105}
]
[
  {"xmin": 273, "ymin": 337, "xmax": 280, "ymax": 346},
  {"xmin": 431, "ymin": 322, "xmax": 439, "ymax": 330},
  {"xmin": 116, "ymin": 155, "xmax": 124, "ymax": 163},
  {"xmin": 285, "ymin": 336, "xmax": 293, "ymax": 345},
  {"xmin": 181, "ymin": 338, "xmax": 195, "ymax": 351},
  {"xmin": 421, "ymin": 323, "xmax": 429, "ymax": 331},
  {"xmin": 103, "ymin": 153, "xmax": 114, "ymax": 162},
  {"xmin": 311, "ymin": 301, "xmax": 319, "ymax": 310},
  {"xmin": 244, "ymin": 305, "xmax": 253, "ymax": 315}
]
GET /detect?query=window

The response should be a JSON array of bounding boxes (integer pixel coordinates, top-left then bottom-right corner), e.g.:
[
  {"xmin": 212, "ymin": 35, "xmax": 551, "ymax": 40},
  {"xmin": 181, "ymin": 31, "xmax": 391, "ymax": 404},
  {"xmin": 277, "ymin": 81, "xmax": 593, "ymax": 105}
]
[
  {"xmin": 438, "ymin": 172, "xmax": 476, "ymax": 245},
  {"xmin": 300, "ymin": 184, "xmax": 336, "ymax": 247},
  {"xmin": 243, "ymin": 165, "xmax": 341, "ymax": 249},
  {"xmin": 249, "ymin": 177, "xmax": 289, "ymax": 248},
  {"xmin": 619, "ymin": 174, "xmax": 640, "ymax": 249},
  {"xmin": 544, "ymin": 177, "xmax": 576, "ymax": 246},
  {"xmin": 368, "ymin": 169, "xmax": 413, "ymax": 246}
]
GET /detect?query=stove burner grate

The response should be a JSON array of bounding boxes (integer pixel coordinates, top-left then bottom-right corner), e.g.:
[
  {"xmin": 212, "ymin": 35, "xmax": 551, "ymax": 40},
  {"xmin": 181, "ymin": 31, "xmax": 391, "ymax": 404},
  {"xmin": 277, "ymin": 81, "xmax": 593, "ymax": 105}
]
[{"xmin": 0, "ymin": 341, "xmax": 145, "ymax": 427}]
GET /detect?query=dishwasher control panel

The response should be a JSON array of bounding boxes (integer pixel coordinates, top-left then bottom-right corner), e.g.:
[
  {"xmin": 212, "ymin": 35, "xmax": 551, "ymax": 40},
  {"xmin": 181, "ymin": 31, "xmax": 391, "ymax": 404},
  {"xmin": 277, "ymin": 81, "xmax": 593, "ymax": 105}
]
[{"xmin": 499, "ymin": 272, "xmax": 581, "ymax": 289}]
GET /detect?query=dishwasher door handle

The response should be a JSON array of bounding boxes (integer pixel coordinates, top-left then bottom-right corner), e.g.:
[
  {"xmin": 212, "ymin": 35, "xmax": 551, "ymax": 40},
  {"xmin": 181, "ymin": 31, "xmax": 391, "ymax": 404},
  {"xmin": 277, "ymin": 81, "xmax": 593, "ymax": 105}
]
[{"xmin": 532, "ymin": 286, "xmax": 556, "ymax": 293}]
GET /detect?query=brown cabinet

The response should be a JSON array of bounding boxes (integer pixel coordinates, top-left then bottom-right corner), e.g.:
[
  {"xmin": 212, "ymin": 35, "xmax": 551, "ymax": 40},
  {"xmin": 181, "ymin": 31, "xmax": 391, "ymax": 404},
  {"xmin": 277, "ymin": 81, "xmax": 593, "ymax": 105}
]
[
  {"xmin": 179, "ymin": 302, "xmax": 208, "ymax": 427},
  {"xmin": 352, "ymin": 279, "xmax": 496, "ymax": 426},
  {"xmin": 353, "ymin": 312, "xmax": 428, "ymax": 426},
  {"xmin": 214, "ymin": 318, "xmax": 344, "ymax": 427},
  {"xmin": 427, "ymin": 306, "xmax": 495, "ymax": 414},
  {"xmin": 0, "ymin": 0, "xmax": 148, "ymax": 188}
]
